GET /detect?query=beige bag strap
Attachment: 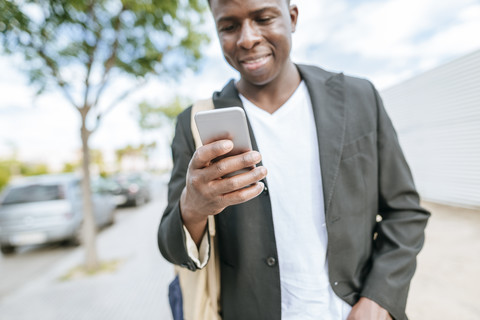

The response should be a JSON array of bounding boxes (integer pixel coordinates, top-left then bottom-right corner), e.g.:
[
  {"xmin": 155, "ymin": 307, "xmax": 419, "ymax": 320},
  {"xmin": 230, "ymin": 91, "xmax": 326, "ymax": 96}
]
[
  {"xmin": 190, "ymin": 98, "xmax": 216, "ymax": 236},
  {"xmin": 191, "ymin": 99, "xmax": 213, "ymax": 148},
  {"xmin": 190, "ymin": 98, "xmax": 221, "ymax": 319}
]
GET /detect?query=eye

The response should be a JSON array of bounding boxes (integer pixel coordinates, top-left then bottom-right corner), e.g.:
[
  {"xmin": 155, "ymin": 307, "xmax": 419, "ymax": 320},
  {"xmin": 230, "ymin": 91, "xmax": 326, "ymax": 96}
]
[
  {"xmin": 257, "ymin": 16, "xmax": 273, "ymax": 24},
  {"xmin": 219, "ymin": 24, "xmax": 236, "ymax": 33}
]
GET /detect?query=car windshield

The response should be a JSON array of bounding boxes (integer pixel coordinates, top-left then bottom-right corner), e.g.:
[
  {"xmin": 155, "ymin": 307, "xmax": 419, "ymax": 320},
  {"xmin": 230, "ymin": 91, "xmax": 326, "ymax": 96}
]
[{"xmin": 1, "ymin": 184, "xmax": 65, "ymax": 205}]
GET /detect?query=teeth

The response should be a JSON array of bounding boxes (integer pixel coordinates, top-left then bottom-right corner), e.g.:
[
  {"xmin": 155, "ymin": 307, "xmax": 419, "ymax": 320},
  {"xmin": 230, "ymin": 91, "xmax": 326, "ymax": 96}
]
[{"xmin": 244, "ymin": 56, "xmax": 267, "ymax": 64}]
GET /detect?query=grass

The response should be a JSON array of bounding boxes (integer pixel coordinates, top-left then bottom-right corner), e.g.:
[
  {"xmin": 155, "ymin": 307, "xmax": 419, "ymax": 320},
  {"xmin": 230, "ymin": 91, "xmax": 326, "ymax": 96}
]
[{"xmin": 58, "ymin": 258, "xmax": 126, "ymax": 282}]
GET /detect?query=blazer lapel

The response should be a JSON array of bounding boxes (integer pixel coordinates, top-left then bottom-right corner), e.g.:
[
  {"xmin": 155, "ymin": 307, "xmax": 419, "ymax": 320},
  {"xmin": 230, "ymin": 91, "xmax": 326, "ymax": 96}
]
[{"xmin": 298, "ymin": 65, "xmax": 346, "ymax": 220}]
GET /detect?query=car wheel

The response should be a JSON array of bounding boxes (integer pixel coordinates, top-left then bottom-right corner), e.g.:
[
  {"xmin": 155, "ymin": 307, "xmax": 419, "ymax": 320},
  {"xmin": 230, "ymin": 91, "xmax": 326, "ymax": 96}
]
[
  {"xmin": 1, "ymin": 244, "xmax": 16, "ymax": 255},
  {"xmin": 105, "ymin": 211, "xmax": 115, "ymax": 227},
  {"xmin": 133, "ymin": 195, "xmax": 145, "ymax": 207},
  {"xmin": 66, "ymin": 223, "xmax": 83, "ymax": 246}
]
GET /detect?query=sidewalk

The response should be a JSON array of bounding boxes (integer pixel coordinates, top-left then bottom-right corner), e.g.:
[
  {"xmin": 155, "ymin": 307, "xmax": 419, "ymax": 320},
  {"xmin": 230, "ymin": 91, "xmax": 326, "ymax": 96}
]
[
  {"xmin": 406, "ymin": 202, "xmax": 480, "ymax": 319},
  {"xmin": 0, "ymin": 188, "xmax": 175, "ymax": 320},
  {"xmin": 0, "ymin": 195, "xmax": 479, "ymax": 319}
]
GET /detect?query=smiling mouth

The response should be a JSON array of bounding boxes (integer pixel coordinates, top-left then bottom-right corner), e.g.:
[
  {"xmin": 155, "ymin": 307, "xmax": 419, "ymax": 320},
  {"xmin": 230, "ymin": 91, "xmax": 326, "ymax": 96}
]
[{"xmin": 241, "ymin": 54, "xmax": 271, "ymax": 71}]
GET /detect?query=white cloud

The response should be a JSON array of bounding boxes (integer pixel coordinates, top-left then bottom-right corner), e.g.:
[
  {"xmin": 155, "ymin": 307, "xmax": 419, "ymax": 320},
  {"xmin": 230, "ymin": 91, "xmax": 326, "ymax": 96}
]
[
  {"xmin": 289, "ymin": 0, "xmax": 480, "ymax": 88},
  {"xmin": 416, "ymin": 3, "xmax": 480, "ymax": 59},
  {"xmin": 326, "ymin": 0, "xmax": 476, "ymax": 58}
]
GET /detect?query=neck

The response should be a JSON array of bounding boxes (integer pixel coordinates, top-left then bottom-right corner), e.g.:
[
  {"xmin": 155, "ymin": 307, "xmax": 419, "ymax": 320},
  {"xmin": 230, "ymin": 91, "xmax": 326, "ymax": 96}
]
[{"xmin": 236, "ymin": 62, "xmax": 301, "ymax": 114}]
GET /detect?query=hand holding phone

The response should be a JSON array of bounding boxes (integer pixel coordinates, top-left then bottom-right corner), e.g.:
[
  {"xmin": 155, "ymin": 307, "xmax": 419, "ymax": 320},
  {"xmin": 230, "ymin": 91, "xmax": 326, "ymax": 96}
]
[{"xmin": 181, "ymin": 107, "xmax": 267, "ymax": 241}]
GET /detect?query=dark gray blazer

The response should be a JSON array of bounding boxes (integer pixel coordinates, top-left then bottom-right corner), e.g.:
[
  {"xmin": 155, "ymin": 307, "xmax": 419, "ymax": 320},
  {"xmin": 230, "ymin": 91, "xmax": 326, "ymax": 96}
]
[{"xmin": 158, "ymin": 65, "xmax": 430, "ymax": 320}]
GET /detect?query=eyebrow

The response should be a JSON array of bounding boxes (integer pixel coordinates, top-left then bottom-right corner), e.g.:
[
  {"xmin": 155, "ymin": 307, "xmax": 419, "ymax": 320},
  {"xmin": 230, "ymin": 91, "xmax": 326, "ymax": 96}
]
[{"xmin": 216, "ymin": 6, "xmax": 281, "ymax": 24}]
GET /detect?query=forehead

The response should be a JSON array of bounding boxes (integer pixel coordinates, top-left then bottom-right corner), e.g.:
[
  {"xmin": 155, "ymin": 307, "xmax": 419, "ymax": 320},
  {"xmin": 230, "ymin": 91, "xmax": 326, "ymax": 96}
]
[{"xmin": 210, "ymin": 0, "xmax": 289, "ymax": 20}]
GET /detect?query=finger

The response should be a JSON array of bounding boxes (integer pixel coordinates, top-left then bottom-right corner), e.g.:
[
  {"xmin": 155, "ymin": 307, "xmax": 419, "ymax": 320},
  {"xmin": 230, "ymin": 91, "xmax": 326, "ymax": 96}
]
[
  {"xmin": 220, "ymin": 181, "xmax": 265, "ymax": 207},
  {"xmin": 204, "ymin": 150, "xmax": 263, "ymax": 180},
  {"xmin": 191, "ymin": 140, "xmax": 234, "ymax": 169},
  {"xmin": 212, "ymin": 166, "xmax": 267, "ymax": 195}
]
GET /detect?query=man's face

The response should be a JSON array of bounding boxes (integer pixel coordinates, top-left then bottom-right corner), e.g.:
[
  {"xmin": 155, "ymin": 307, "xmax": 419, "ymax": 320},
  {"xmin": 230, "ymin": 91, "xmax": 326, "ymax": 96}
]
[{"xmin": 210, "ymin": 0, "xmax": 298, "ymax": 88}]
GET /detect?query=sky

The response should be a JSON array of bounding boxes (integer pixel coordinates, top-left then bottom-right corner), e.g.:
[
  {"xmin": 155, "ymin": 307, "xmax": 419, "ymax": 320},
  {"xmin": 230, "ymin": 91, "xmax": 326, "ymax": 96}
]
[{"xmin": 0, "ymin": 0, "xmax": 479, "ymax": 171}]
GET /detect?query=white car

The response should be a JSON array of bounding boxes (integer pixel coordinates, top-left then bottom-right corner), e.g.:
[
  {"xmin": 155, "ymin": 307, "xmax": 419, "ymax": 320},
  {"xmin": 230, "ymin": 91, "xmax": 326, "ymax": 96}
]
[{"xmin": 0, "ymin": 174, "xmax": 116, "ymax": 255}]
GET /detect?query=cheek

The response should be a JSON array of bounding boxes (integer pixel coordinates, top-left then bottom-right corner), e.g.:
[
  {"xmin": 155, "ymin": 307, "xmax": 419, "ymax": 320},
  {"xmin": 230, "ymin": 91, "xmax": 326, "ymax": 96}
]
[
  {"xmin": 219, "ymin": 37, "xmax": 232, "ymax": 52},
  {"xmin": 220, "ymin": 41, "xmax": 237, "ymax": 63},
  {"xmin": 272, "ymin": 33, "xmax": 292, "ymax": 55}
]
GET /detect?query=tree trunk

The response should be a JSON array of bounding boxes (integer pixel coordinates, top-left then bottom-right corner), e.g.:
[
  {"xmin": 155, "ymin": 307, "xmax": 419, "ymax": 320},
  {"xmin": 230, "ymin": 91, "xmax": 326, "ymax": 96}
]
[{"xmin": 80, "ymin": 123, "xmax": 99, "ymax": 271}]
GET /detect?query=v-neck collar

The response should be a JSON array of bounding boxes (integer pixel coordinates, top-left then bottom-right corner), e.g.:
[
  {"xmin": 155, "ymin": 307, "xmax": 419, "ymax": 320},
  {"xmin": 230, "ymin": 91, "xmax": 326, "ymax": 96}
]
[{"xmin": 239, "ymin": 81, "xmax": 307, "ymax": 120}]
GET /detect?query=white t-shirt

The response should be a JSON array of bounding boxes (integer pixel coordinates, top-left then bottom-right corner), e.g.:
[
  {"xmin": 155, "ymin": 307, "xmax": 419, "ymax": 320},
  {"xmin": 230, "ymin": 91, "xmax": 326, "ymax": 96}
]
[{"xmin": 241, "ymin": 81, "xmax": 352, "ymax": 319}]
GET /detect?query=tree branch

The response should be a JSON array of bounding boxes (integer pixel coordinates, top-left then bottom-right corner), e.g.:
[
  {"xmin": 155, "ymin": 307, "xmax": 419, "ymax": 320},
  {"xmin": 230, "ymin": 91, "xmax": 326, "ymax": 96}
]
[
  {"xmin": 92, "ymin": 7, "xmax": 125, "ymax": 110},
  {"xmin": 83, "ymin": 2, "xmax": 101, "ymax": 109},
  {"xmin": 37, "ymin": 48, "xmax": 79, "ymax": 108},
  {"xmin": 93, "ymin": 79, "xmax": 147, "ymax": 132}
]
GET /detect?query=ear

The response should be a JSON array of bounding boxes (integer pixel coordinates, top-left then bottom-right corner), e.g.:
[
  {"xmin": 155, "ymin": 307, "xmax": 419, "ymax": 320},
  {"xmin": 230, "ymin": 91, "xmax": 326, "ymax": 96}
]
[{"xmin": 289, "ymin": 4, "xmax": 299, "ymax": 33}]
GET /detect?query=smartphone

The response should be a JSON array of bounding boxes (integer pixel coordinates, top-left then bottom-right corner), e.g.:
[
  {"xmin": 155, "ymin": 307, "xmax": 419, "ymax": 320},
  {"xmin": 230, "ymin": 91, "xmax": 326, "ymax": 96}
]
[{"xmin": 194, "ymin": 106, "xmax": 253, "ymax": 177}]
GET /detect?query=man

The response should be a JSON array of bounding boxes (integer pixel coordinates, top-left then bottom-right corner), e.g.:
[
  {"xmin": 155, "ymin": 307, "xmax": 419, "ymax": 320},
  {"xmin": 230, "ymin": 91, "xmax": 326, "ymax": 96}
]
[{"xmin": 158, "ymin": 0, "xmax": 430, "ymax": 319}]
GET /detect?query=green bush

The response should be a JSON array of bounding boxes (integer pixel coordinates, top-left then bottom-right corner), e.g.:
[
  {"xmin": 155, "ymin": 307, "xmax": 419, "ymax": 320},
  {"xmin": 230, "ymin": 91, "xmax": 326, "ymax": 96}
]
[{"xmin": 0, "ymin": 164, "xmax": 11, "ymax": 192}]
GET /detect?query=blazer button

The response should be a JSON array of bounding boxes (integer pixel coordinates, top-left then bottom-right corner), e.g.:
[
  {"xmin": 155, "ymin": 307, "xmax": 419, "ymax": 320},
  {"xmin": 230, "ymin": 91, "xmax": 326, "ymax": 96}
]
[
  {"xmin": 262, "ymin": 185, "xmax": 269, "ymax": 196},
  {"xmin": 266, "ymin": 257, "xmax": 276, "ymax": 267}
]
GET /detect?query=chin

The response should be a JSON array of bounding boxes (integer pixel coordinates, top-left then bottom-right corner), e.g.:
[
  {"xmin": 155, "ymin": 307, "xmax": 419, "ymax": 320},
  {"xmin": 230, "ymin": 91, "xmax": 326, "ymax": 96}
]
[{"xmin": 240, "ymin": 70, "xmax": 276, "ymax": 87}]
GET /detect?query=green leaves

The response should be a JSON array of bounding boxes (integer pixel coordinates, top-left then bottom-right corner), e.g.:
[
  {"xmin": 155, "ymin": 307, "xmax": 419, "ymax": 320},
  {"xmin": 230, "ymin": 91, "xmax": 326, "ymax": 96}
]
[
  {"xmin": 136, "ymin": 97, "xmax": 187, "ymax": 131},
  {"xmin": 0, "ymin": 0, "xmax": 209, "ymax": 109}
]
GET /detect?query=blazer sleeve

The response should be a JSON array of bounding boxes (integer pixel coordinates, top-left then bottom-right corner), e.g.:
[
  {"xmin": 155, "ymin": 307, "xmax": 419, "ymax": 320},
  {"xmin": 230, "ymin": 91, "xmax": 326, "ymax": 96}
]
[
  {"xmin": 157, "ymin": 107, "xmax": 202, "ymax": 271},
  {"xmin": 360, "ymin": 84, "xmax": 430, "ymax": 320}
]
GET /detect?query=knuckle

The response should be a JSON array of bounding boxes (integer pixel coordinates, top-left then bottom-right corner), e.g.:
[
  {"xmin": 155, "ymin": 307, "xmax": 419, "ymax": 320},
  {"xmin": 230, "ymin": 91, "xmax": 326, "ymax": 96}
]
[
  {"xmin": 226, "ymin": 178, "xmax": 240, "ymax": 190},
  {"xmin": 194, "ymin": 148, "xmax": 208, "ymax": 163},
  {"xmin": 218, "ymin": 194, "xmax": 228, "ymax": 207},
  {"xmin": 205, "ymin": 185, "xmax": 217, "ymax": 198},
  {"xmin": 236, "ymin": 191, "xmax": 249, "ymax": 203},
  {"xmin": 189, "ymin": 174, "xmax": 202, "ymax": 188},
  {"xmin": 215, "ymin": 161, "xmax": 227, "ymax": 174}
]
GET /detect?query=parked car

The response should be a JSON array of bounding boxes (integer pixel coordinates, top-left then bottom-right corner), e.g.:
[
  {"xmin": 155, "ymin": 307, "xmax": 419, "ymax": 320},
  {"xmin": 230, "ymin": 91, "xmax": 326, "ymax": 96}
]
[
  {"xmin": 109, "ymin": 172, "xmax": 152, "ymax": 207},
  {"xmin": 0, "ymin": 174, "xmax": 116, "ymax": 255}
]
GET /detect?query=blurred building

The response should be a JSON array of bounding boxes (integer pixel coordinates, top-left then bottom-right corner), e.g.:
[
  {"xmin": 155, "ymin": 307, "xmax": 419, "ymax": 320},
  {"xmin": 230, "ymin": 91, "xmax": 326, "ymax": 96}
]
[{"xmin": 381, "ymin": 49, "xmax": 480, "ymax": 209}]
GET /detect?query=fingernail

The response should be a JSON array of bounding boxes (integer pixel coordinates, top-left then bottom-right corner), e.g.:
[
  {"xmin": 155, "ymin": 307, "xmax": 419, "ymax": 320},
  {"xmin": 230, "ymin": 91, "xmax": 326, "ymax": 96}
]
[
  {"xmin": 222, "ymin": 140, "xmax": 233, "ymax": 149},
  {"xmin": 259, "ymin": 166, "xmax": 267, "ymax": 176},
  {"xmin": 251, "ymin": 151, "xmax": 261, "ymax": 161},
  {"xmin": 258, "ymin": 181, "xmax": 265, "ymax": 190}
]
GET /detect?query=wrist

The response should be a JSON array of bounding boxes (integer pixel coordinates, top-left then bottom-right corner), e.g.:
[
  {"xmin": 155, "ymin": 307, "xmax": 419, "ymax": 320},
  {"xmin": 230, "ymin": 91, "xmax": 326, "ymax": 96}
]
[
  {"xmin": 179, "ymin": 188, "xmax": 208, "ymax": 225},
  {"xmin": 180, "ymin": 189, "xmax": 208, "ymax": 246}
]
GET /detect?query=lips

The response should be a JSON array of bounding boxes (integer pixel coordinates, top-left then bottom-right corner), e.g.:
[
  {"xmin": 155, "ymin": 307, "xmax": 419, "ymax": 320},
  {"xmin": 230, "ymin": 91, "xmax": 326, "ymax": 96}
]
[{"xmin": 240, "ymin": 54, "xmax": 271, "ymax": 71}]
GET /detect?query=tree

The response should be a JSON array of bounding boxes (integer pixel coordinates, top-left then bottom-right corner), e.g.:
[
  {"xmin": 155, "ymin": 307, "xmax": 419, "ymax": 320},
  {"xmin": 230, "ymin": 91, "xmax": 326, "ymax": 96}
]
[
  {"xmin": 137, "ymin": 96, "xmax": 189, "ymax": 131},
  {"xmin": 0, "ymin": 0, "xmax": 209, "ymax": 271},
  {"xmin": 115, "ymin": 143, "xmax": 153, "ymax": 170},
  {"xmin": 90, "ymin": 149, "xmax": 107, "ymax": 177},
  {"xmin": 0, "ymin": 158, "xmax": 50, "ymax": 191},
  {"xmin": 62, "ymin": 162, "xmax": 79, "ymax": 174},
  {"xmin": 0, "ymin": 162, "xmax": 12, "ymax": 192}
]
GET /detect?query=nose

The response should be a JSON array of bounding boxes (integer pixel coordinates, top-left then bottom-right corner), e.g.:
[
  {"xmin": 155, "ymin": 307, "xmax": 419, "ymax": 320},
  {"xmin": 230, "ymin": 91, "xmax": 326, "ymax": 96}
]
[{"xmin": 237, "ymin": 21, "xmax": 261, "ymax": 49}]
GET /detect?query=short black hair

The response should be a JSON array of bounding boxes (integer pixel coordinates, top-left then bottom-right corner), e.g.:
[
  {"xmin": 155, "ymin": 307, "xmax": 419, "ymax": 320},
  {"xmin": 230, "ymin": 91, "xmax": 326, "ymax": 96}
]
[{"xmin": 208, "ymin": 0, "xmax": 291, "ymax": 7}]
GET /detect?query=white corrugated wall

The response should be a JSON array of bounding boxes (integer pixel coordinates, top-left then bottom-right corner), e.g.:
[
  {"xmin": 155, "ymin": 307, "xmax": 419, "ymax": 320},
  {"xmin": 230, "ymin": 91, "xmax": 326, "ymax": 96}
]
[{"xmin": 380, "ymin": 49, "xmax": 480, "ymax": 209}]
